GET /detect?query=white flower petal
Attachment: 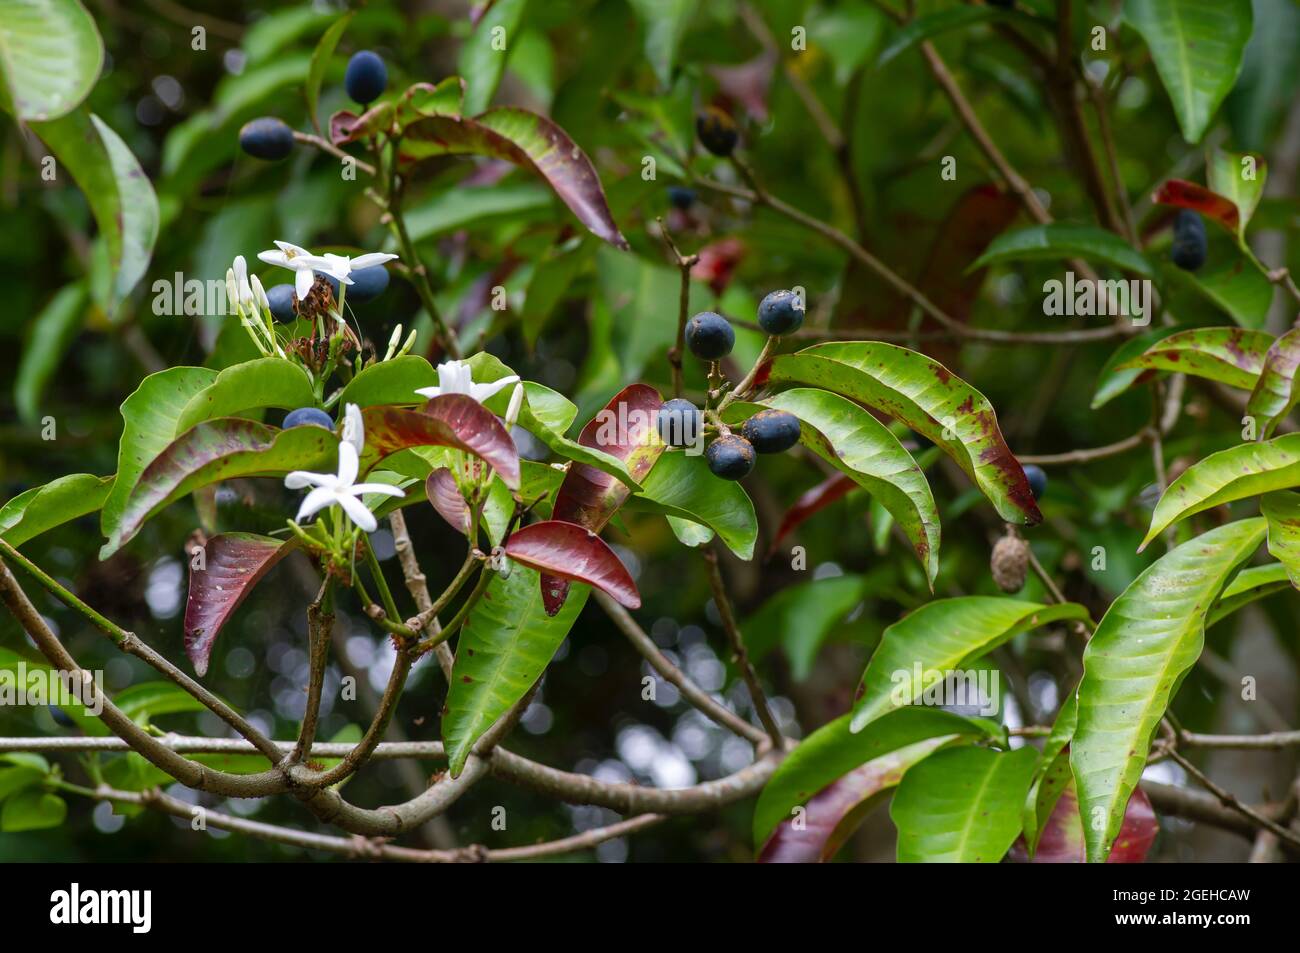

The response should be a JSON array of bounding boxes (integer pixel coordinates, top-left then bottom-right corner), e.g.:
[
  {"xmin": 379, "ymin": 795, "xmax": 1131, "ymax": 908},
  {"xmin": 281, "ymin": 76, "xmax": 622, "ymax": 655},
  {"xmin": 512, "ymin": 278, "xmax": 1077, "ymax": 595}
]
[
  {"xmin": 285, "ymin": 470, "xmax": 331, "ymax": 490},
  {"xmin": 471, "ymin": 375, "xmax": 520, "ymax": 403},
  {"xmin": 336, "ymin": 440, "xmax": 359, "ymax": 487},
  {"xmin": 349, "ymin": 252, "xmax": 399, "ymax": 270},
  {"xmin": 295, "ymin": 267, "xmax": 314, "ymax": 299},
  {"xmin": 414, "ymin": 386, "xmax": 441, "ymax": 399},
  {"xmin": 351, "ymin": 483, "xmax": 406, "ymax": 498},
  {"xmin": 342, "ymin": 403, "xmax": 365, "ymax": 454},
  {"xmin": 258, "ymin": 250, "xmax": 290, "ymax": 268},
  {"xmin": 295, "ymin": 486, "xmax": 337, "ymax": 523},
  {"xmin": 336, "ymin": 492, "xmax": 377, "ymax": 533},
  {"xmin": 275, "ymin": 241, "xmax": 313, "ymax": 258}
]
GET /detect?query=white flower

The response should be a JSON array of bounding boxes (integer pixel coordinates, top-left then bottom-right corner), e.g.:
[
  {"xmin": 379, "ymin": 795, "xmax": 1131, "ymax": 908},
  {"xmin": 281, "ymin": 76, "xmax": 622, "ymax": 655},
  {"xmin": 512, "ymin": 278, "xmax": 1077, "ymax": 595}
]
[
  {"xmin": 257, "ymin": 241, "xmax": 351, "ymax": 300},
  {"xmin": 341, "ymin": 403, "xmax": 365, "ymax": 454},
  {"xmin": 415, "ymin": 360, "xmax": 519, "ymax": 404},
  {"xmin": 321, "ymin": 251, "xmax": 399, "ymax": 280},
  {"xmin": 232, "ymin": 255, "xmax": 255, "ymax": 310},
  {"xmin": 284, "ymin": 442, "xmax": 403, "ymax": 534}
]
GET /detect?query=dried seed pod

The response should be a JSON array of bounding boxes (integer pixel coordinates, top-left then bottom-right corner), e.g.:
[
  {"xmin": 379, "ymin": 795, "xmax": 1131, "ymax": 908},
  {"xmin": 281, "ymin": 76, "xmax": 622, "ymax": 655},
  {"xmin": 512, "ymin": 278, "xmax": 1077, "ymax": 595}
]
[{"xmin": 991, "ymin": 528, "xmax": 1029, "ymax": 593}]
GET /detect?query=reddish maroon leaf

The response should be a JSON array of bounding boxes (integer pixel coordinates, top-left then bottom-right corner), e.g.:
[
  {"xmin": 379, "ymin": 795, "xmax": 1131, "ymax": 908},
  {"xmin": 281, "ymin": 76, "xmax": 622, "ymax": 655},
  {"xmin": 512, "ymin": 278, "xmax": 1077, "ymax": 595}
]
[
  {"xmin": 710, "ymin": 50, "xmax": 777, "ymax": 121},
  {"xmin": 758, "ymin": 739, "xmax": 947, "ymax": 863},
  {"xmin": 1008, "ymin": 781, "xmax": 1158, "ymax": 863},
  {"xmin": 427, "ymin": 468, "xmax": 471, "ymax": 536},
  {"xmin": 1154, "ymin": 179, "xmax": 1240, "ymax": 236},
  {"xmin": 768, "ymin": 473, "xmax": 857, "ymax": 557},
  {"xmin": 330, "ymin": 101, "xmax": 394, "ymax": 146},
  {"xmin": 398, "ymin": 109, "xmax": 627, "ymax": 249},
  {"xmin": 360, "ymin": 395, "xmax": 520, "ymax": 490},
  {"xmin": 545, "ymin": 384, "xmax": 665, "ymax": 614},
  {"xmin": 690, "ymin": 237, "xmax": 746, "ymax": 295},
  {"xmin": 184, "ymin": 533, "xmax": 297, "ymax": 677},
  {"xmin": 505, "ymin": 520, "xmax": 641, "ymax": 611}
]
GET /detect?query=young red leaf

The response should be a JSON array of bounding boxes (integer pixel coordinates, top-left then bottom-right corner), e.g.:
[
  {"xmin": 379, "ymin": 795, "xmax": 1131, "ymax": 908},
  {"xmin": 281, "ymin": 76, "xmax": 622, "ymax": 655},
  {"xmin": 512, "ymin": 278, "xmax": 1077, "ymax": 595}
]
[
  {"xmin": 1008, "ymin": 781, "xmax": 1158, "ymax": 864},
  {"xmin": 506, "ymin": 520, "xmax": 640, "ymax": 612},
  {"xmin": 426, "ymin": 468, "xmax": 471, "ymax": 536},
  {"xmin": 1154, "ymin": 179, "xmax": 1240, "ymax": 235},
  {"xmin": 768, "ymin": 473, "xmax": 857, "ymax": 557},
  {"xmin": 360, "ymin": 395, "xmax": 520, "ymax": 489},
  {"xmin": 544, "ymin": 384, "xmax": 664, "ymax": 613},
  {"xmin": 184, "ymin": 533, "xmax": 297, "ymax": 677}
]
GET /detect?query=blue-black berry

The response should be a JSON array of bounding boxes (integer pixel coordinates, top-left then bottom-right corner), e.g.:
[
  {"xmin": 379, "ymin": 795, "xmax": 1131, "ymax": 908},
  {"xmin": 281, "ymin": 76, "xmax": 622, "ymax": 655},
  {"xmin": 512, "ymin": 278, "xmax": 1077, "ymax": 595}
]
[
  {"xmin": 657, "ymin": 398, "xmax": 703, "ymax": 448},
  {"xmin": 668, "ymin": 186, "xmax": 696, "ymax": 210},
  {"xmin": 283, "ymin": 407, "xmax": 334, "ymax": 430},
  {"xmin": 706, "ymin": 435, "xmax": 755, "ymax": 480},
  {"xmin": 697, "ymin": 108, "xmax": 739, "ymax": 157},
  {"xmin": 239, "ymin": 117, "xmax": 294, "ymax": 161},
  {"xmin": 1023, "ymin": 464, "xmax": 1047, "ymax": 501},
  {"xmin": 740, "ymin": 409, "xmax": 801, "ymax": 454},
  {"xmin": 757, "ymin": 290, "xmax": 804, "ymax": 335},
  {"xmin": 266, "ymin": 283, "xmax": 296, "ymax": 321},
  {"xmin": 345, "ymin": 51, "xmax": 388, "ymax": 105},
  {"xmin": 1170, "ymin": 209, "xmax": 1207, "ymax": 271},
  {"xmin": 685, "ymin": 311, "xmax": 734, "ymax": 360},
  {"xmin": 348, "ymin": 264, "xmax": 390, "ymax": 302}
]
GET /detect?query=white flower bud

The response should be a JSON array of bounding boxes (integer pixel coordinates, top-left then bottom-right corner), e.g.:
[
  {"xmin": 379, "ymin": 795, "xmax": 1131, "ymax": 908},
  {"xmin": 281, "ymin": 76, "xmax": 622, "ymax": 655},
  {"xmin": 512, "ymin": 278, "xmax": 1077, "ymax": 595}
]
[{"xmin": 504, "ymin": 383, "xmax": 525, "ymax": 430}]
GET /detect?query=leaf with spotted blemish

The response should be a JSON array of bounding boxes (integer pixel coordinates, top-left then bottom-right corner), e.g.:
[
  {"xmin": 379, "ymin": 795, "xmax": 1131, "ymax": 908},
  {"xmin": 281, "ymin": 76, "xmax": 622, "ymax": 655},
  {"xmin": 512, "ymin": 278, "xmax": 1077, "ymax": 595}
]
[
  {"xmin": 1116, "ymin": 326, "xmax": 1272, "ymax": 392},
  {"xmin": 1245, "ymin": 328, "xmax": 1300, "ymax": 438},
  {"xmin": 1261, "ymin": 491, "xmax": 1300, "ymax": 589}
]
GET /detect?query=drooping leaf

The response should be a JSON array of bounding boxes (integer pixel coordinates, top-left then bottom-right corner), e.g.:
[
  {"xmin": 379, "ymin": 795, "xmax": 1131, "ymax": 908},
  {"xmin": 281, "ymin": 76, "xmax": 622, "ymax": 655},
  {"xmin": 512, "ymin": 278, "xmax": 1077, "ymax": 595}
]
[
  {"xmin": 969, "ymin": 223, "xmax": 1153, "ymax": 277},
  {"xmin": 1090, "ymin": 327, "xmax": 1182, "ymax": 408},
  {"xmin": 426, "ymin": 468, "xmax": 471, "ymax": 535},
  {"xmin": 850, "ymin": 597, "xmax": 1089, "ymax": 733},
  {"xmin": 545, "ymin": 384, "xmax": 664, "ymax": 614},
  {"xmin": 757, "ymin": 344, "xmax": 1041, "ymax": 524},
  {"xmin": 359, "ymin": 396, "xmax": 520, "ymax": 490},
  {"xmin": 729, "ymin": 388, "xmax": 940, "ymax": 585},
  {"xmin": 32, "ymin": 110, "xmax": 160, "ymax": 313},
  {"xmin": 0, "ymin": 473, "xmax": 112, "ymax": 547},
  {"xmin": 442, "ymin": 565, "xmax": 588, "ymax": 777},
  {"xmin": 505, "ymin": 520, "xmax": 640, "ymax": 611},
  {"xmin": 400, "ymin": 108, "xmax": 626, "ymax": 249},
  {"xmin": 753, "ymin": 707, "xmax": 997, "ymax": 853},
  {"xmin": 1154, "ymin": 179, "xmax": 1242, "ymax": 235},
  {"xmin": 305, "ymin": 12, "xmax": 353, "ymax": 130},
  {"xmin": 15, "ymin": 283, "xmax": 87, "ymax": 424},
  {"xmin": 184, "ymin": 533, "xmax": 298, "ymax": 677},
  {"xmin": 1010, "ymin": 781, "xmax": 1158, "ymax": 863},
  {"xmin": 1261, "ymin": 491, "xmax": 1300, "ymax": 589},
  {"xmin": 174, "ymin": 358, "xmax": 317, "ymax": 433},
  {"xmin": 0, "ymin": 0, "xmax": 102, "ymax": 121},
  {"xmin": 1116, "ymin": 326, "xmax": 1272, "ymax": 392},
  {"xmin": 1073, "ymin": 518, "xmax": 1266, "ymax": 863},
  {"xmin": 627, "ymin": 450, "xmax": 757, "ymax": 560},
  {"xmin": 1245, "ymin": 329, "xmax": 1300, "ymax": 438},
  {"xmin": 1123, "ymin": 0, "xmax": 1253, "ymax": 143},
  {"xmin": 1141, "ymin": 434, "xmax": 1300, "ymax": 549},
  {"xmin": 103, "ymin": 419, "xmax": 338, "ymax": 558},
  {"xmin": 1207, "ymin": 150, "xmax": 1268, "ymax": 242},
  {"xmin": 890, "ymin": 745, "xmax": 1038, "ymax": 863},
  {"xmin": 1208, "ymin": 562, "xmax": 1293, "ymax": 625},
  {"xmin": 768, "ymin": 473, "xmax": 857, "ymax": 556},
  {"xmin": 458, "ymin": 0, "xmax": 526, "ymax": 114}
]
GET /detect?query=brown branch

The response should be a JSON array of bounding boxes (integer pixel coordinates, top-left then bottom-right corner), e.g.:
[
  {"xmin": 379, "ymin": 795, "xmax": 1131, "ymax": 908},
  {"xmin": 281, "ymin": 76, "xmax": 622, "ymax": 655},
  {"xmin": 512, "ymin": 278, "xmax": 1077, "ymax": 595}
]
[
  {"xmin": 657, "ymin": 219, "xmax": 699, "ymax": 399},
  {"xmin": 1165, "ymin": 749, "xmax": 1300, "ymax": 852},
  {"xmin": 290, "ymin": 582, "xmax": 334, "ymax": 764}
]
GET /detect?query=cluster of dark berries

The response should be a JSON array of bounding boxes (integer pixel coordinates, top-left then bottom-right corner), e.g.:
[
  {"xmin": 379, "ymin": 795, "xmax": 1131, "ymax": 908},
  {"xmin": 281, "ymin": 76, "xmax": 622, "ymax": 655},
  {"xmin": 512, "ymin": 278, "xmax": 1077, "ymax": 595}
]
[
  {"xmin": 239, "ymin": 51, "xmax": 388, "ymax": 162},
  {"xmin": 1170, "ymin": 209, "xmax": 1207, "ymax": 272}
]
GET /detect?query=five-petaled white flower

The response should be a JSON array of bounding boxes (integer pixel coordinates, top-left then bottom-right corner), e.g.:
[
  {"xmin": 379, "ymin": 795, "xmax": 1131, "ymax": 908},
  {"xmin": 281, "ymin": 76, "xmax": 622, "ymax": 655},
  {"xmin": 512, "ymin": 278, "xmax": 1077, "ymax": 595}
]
[
  {"xmin": 285, "ymin": 440, "xmax": 403, "ymax": 534},
  {"xmin": 321, "ymin": 251, "xmax": 399, "ymax": 281},
  {"xmin": 257, "ymin": 241, "xmax": 350, "ymax": 300},
  {"xmin": 415, "ymin": 360, "xmax": 519, "ymax": 404}
]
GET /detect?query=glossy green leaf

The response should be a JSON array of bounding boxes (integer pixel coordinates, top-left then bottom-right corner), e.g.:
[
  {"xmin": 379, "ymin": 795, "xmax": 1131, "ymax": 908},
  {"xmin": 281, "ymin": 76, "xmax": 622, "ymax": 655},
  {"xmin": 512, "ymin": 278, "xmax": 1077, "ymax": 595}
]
[
  {"xmin": 442, "ymin": 566, "xmax": 589, "ymax": 777},
  {"xmin": 0, "ymin": 473, "xmax": 113, "ymax": 547},
  {"xmin": 740, "ymin": 573, "xmax": 868, "ymax": 677},
  {"xmin": 628, "ymin": 451, "xmax": 757, "ymax": 560},
  {"xmin": 1, "ymin": 790, "xmax": 67, "ymax": 832},
  {"xmin": 459, "ymin": 0, "xmax": 527, "ymax": 115},
  {"xmin": 760, "ymin": 344, "xmax": 1041, "ymax": 525},
  {"xmin": 1073, "ymin": 518, "xmax": 1265, "ymax": 863},
  {"xmin": 891, "ymin": 745, "xmax": 1038, "ymax": 863},
  {"xmin": 1163, "ymin": 245, "xmax": 1275, "ymax": 330},
  {"xmin": 969, "ymin": 224, "xmax": 1152, "ymax": 277},
  {"xmin": 629, "ymin": 0, "xmax": 692, "ymax": 87},
  {"xmin": 1090, "ymin": 327, "xmax": 1182, "ymax": 408},
  {"xmin": 877, "ymin": 6, "xmax": 1017, "ymax": 68},
  {"xmin": 305, "ymin": 12, "xmax": 353, "ymax": 129},
  {"xmin": 1142, "ymin": 434, "xmax": 1300, "ymax": 549},
  {"xmin": 1208, "ymin": 562, "xmax": 1293, "ymax": 625},
  {"xmin": 336, "ymin": 355, "xmax": 436, "ymax": 409},
  {"xmin": 1208, "ymin": 150, "xmax": 1268, "ymax": 242},
  {"xmin": 114, "ymin": 681, "xmax": 207, "ymax": 724},
  {"xmin": 1261, "ymin": 491, "xmax": 1300, "ymax": 589},
  {"xmin": 1245, "ymin": 328, "xmax": 1300, "ymax": 438},
  {"xmin": 103, "ymin": 419, "xmax": 337, "ymax": 558},
  {"xmin": 753, "ymin": 707, "xmax": 996, "ymax": 852},
  {"xmin": 1123, "ymin": 0, "xmax": 1253, "ymax": 143},
  {"xmin": 1116, "ymin": 326, "xmax": 1272, "ymax": 392},
  {"xmin": 33, "ymin": 110, "xmax": 160, "ymax": 313},
  {"xmin": 0, "ymin": 0, "xmax": 102, "ymax": 120},
  {"xmin": 15, "ymin": 283, "xmax": 87, "ymax": 424},
  {"xmin": 850, "ymin": 597, "xmax": 1089, "ymax": 733},
  {"xmin": 0, "ymin": 766, "xmax": 44, "ymax": 802},
  {"xmin": 175, "ymin": 358, "xmax": 316, "ymax": 433}
]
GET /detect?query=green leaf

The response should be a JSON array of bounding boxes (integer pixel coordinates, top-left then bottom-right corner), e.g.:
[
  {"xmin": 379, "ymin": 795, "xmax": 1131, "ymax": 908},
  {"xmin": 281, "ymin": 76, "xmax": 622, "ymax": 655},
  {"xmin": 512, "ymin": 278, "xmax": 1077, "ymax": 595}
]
[
  {"xmin": 0, "ymin": 473, "xmax": 113, "ymax": 546},
  {"xmin": 466, "ymin": 352, "xmax": 578, "ymax": 436},
  {"xmin": 877, "ymin": 6, "xmax": 1017, "ymax": 68},
  {"xmin": 627, "ymin": 451, "xmax": 756, "ymax": 560},
  {"xmin": 0, "ymin": 766, "xmax": 44, "ymax": 802},
  {"xmin": 101, "ymin": 366, "xmax": 219, "ymax": 543},
  {"xmin": 32, "ymin": 110, "xmax": 160, "ymax": 313},
  {"xmin": 850, "ymin": 597, "xmax": 1089, "ymax": 733},
  {"xmin": 1165, "ymin": 246, "xmax": 1276, "ymax": 330},
  {"xmin": 969, "ymin": 224, "xmax": 1152, "ymax": 277},
  {"xmin": 522, "ymin": 239, "xmax": 593, "ymax": 344},
  {"xmin": 1123, "ymin": 0, "xmax": 1253, "ymax": 143},
  {"xmin": 763, "ymin": 344, "xmax": 1041, "ymax": 525},
  {"xmin": 628, "ymin": 0, "xmax": 692, "ymax": 87},
  {"xmin": 741, "ymin": 573, "xmax": 869, "ymax": 676},
  {"xmin": 1073, "ymin": 517, "xmax": 1266, "ymax": 863},
  {"xmin": 1209, "ymin": 562, "xmax": 1293, "ymax": 626},
  {"xmin": 1208, "ymin": 150, "xmax": 1268, "ymax": 242},
  {"xmin": 15, "ymin": 283, "xmax": 87, "ymax": 424},
  {"xmin": 175, "ymin": 358, "xmax": 317, "ymax": 433},
  {"xmin": 0, "ymin": 0, "xmax": 102, "ymax": 120},
  {"xmin": 402, "ymin": 182, "xmax": 553, "ymax": 243},
  {"xmin": 459, "ymin": 0, "xmax": 527, "ymax": 115},
  {"xmin": 753, "ymin": 707, "xmax": 995, "ymax": 851},
  {"xmin": 305, "ymin": 12, "xmax": 353, "ymax": 130},
  {"xmin": 1091, "ymin": 327, "xmax": 1183, "ymax": 409},
  {"xmin": 1245, "ymin": 328, "xmax": 1300, "ymax": 438},
  {"xmin": 103, "ymin": 419, "xmax": 338, "ymax": 558},
  {"xmin": 1142, "ymin": 434, "xmax": 1300, "ymax": 549},
  {"xmin": 731, "ymin": 388, "xmax": 940, "ymax": 584},
  {"xmin": 1022, "ymin": 692, "xmax": 1077, "ymax": 857},
  {"xmin": 442, "ymin": 566, "xmax": 589, "ymax": 777},
  {"xmin": 1116, "ymin": 326, "xmax": 1272, "ymax": 391},
  {"xmin": 114, "ymin": 681, "xmax": 207, "ymax": 725},
  {"xmin": 1, "ymin": 790, "xmax": 66, "ymax": 832},
  {"xmin": 336, "ymin": 354, "xmax": 436, "ymax": 409},
  {"xmin": 891, "ymin": 746, "xmax": 1038, "ymax": 863},
  {"xmin": 1261, "ymin": 491, "xmax": 1300, "ymax": 589}
]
